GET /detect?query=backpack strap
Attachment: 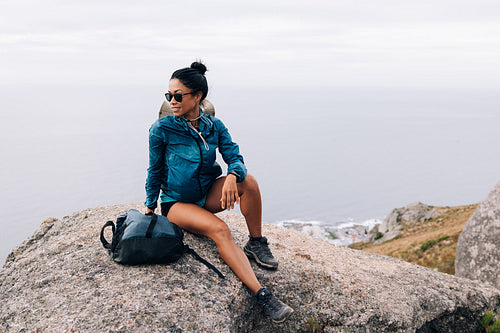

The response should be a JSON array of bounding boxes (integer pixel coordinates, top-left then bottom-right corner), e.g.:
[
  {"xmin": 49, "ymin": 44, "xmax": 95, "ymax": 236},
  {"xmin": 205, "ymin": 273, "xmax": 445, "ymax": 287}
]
[
  {"xmin": 185, "ymin": 246, "xmax": 225, "ymax": 279},
  {"xmin": 146, "ymin": 213, "xmax": 158, "ymax": 238},
  {"xmin": 100, "ymin": 220, "xmax": 115, "ymax": 249}
]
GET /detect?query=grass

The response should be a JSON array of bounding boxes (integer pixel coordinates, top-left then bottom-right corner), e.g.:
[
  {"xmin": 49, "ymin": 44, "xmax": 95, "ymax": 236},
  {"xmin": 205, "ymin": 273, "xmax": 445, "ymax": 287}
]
[{"xmin": 349, "ymin": 204, "xmax": 478, "ymax": 274}]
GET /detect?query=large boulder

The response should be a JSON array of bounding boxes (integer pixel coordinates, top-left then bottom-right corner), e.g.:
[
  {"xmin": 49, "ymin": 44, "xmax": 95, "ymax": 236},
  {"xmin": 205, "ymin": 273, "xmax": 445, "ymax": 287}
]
[
  {"xmin": 1, "ymin": 203, "xmax": 499, "ymax": 332},
  {"xmin": 456, "ymin": 180, "xmax": 500, "ymax": 289},
  {"xmin": 374, "ymin": 202, "xmax": 444, "ymax": 244}
]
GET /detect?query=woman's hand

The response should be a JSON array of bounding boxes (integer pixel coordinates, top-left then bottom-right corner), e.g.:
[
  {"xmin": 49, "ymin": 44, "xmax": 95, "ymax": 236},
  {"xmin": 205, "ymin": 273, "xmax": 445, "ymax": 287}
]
[
  {"xmin": 145, "ymin": 207, "xmax": 155, "ymax": 215},
  {"xmin": 221, "ymin": 174, "xmax": 239, "ymax": 210}
]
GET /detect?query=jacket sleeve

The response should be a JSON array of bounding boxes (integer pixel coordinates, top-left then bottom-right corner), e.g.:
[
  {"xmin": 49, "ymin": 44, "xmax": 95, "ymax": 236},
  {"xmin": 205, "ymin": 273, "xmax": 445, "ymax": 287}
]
[
  {"xmin": 144, "ymin": 122, "xmax": 166, "ymax": 209},
  {"xmin": 216, "ymin": 119, "xmax": 247, "ymax": 182}
]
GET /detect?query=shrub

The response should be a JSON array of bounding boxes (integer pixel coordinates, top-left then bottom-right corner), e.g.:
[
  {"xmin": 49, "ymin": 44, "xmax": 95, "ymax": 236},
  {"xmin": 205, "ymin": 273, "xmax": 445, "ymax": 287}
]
[
  {"xmin": 420, "ymin": 235, "xmax": 450, "ymax": 252},
  {"xmin": 480, "ymin": 311, "xmax": 500, "ymax": 333},
  {"xmin": 489, "ymin": 319, "xmax": 500, "ymax": 333},
  {"xmin": 480, "ymin": 311, "xmax": 494, "ymax": 328},
  {"xmin": 420, "ymin": 239, "xmax": 438, "ymax": 252},
  {"xmin": 326, "ymin": 231, "xmax": 338, "ymax": 240},
  {"xmin": 374, "ymin": 232, "xmax": 383, "ymax": 240},
  {"xmin": 305, "ymin": 318, "xmax": 324, "ymax": 332}
]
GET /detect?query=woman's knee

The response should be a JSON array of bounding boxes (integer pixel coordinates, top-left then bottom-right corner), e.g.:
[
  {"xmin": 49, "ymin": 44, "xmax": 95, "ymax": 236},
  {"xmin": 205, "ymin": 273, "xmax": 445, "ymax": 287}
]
[
  {"xmin": 207, "ymin": 220, "xmax": 233, "ymax": 243},
  {"xmin": 239, "ymin": 173, "xmax": 260, "ymax": 193}
]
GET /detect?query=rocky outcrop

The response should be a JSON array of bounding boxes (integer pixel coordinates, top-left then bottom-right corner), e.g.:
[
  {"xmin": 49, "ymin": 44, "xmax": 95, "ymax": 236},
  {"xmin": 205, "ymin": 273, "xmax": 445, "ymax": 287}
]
[
  {"xmin": 159, "ymin": 99, "xmax": 215, "ymax": 118},
  {"xmin": 373, "ymin": 202, "xmax": 444, "ymax": 244},
  {"xmin": 364, "ymin": 223, "xmax": 380, "ymax": 243},
  {"xmin": 1, "ymin": 203, "xmax": 499, "ymax": 332},
  {"xmin": 456, "ymin": 180, "xmax": 500, "ymax": 289}
]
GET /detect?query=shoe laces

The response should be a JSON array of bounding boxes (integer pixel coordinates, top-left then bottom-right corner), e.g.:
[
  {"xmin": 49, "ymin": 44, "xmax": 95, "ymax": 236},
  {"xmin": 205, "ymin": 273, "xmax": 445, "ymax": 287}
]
[
  {"xmin": 261, "ymin": 292, "xmax": 283, "ymax": 313},
  {"xmin": 252, "ymin": 237, "xmax": 273, "ymax": 256}
]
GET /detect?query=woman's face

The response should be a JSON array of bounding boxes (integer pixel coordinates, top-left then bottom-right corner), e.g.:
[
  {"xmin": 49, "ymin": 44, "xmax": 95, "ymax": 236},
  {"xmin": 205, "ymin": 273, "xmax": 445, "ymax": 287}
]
[{"xmin": 167, "ymin": 78, "xmax": 201, "ymax": 118}]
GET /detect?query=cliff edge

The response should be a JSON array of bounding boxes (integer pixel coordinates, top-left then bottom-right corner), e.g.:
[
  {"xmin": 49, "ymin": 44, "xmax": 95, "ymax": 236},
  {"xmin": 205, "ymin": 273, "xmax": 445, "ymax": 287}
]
[{"xmin": 1, "ymin": 203, "xmax": 499, "ymax": 332}]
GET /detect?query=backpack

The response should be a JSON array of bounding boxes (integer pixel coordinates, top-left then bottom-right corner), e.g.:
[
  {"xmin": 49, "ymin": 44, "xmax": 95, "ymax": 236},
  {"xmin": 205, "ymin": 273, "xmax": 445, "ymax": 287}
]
[{"xmin": 100, "ymin": 209, "xmax": 224, "ymax": 278}]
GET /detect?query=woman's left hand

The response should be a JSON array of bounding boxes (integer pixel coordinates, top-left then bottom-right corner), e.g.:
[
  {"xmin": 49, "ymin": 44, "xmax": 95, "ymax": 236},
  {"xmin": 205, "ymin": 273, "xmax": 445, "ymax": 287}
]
[{"xmin": 221, "ymin": 174, "xmax": 239, "ymax": 210}]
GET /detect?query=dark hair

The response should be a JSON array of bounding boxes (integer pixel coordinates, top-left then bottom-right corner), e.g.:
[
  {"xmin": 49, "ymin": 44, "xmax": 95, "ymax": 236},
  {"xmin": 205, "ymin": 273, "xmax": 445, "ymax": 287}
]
[{"xmin": 171, "ymin": 61, "xmax": 208, "ymax": 102}]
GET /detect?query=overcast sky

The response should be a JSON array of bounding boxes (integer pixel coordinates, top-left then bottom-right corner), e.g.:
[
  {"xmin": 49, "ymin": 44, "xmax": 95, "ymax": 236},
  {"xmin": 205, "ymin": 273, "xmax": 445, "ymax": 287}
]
[{"xmin": 1, "ymin": 0, "xmax": 500, "ymax": 89}]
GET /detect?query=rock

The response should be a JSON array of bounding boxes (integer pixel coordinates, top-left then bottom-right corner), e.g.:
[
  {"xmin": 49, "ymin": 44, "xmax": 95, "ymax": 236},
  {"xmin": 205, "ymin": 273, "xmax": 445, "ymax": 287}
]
[
  {"xmin": 280, "ymin": 221, "xmax": 338, "ymax": 243},
  {"xmin": 375, "ymin": 202, "xmax": 444, "ymax": 244},
  {"xmin": 455, "ymin": 180, "xmax": 500, "ymax": 289},
  {"xmin": 1, "ymin": 203, "xmax": 499, "ymax": 332},
  {"xmin": 281, "ymin": 221, "xmax": 377, "ymax": 246},
  {"xmin": 159, "ymin": 99, "xmax": 215, "ymax": 118},
  {"xmin": 364, "ymin": 223, "xmax": 380, "ymax": 243}
]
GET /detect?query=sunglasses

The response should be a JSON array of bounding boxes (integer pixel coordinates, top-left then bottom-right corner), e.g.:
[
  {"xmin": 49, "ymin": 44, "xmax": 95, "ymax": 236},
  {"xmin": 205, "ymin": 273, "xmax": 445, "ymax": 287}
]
[{"xmin": 165, "ymin": 92, "xmax": 194, "ymax": 103}]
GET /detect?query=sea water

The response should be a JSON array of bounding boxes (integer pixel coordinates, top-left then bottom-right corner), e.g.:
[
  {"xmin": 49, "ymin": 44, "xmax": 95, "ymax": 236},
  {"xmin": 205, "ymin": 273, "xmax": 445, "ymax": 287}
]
[{"xmin": 1, "ymin": 84, "xmax": 499, "ymax": 262}]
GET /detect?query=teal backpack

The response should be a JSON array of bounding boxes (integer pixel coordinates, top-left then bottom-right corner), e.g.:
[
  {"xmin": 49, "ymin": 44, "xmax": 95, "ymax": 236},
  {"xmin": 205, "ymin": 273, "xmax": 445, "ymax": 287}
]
[{"xmin": 100, "ymin": 209, "xmax": 224, "ymax": 278}]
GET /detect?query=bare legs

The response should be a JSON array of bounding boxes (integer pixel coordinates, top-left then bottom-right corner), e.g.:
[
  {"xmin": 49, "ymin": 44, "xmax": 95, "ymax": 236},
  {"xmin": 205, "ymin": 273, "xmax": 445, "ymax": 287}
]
[
  {"xmin": 205, "ymin": 174, "xmax": 263, "ymax": 238},
  {"xmin": 166, "ymin": 174, "xmax": 264, "ymax": 294}
]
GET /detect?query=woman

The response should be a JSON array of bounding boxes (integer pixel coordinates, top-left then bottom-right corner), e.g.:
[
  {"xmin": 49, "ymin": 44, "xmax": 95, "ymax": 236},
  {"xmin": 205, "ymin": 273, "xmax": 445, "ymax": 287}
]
[{"xmin": 144, "ymin": 62, "xmax": 293, "ymax": 323}]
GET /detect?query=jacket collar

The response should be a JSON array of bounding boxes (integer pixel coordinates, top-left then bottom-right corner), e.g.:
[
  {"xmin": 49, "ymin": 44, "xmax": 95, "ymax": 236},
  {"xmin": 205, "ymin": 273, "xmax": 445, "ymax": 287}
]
[{"xmin": 173, "ymin": 107, "xmax": 213, "ymax": 135}]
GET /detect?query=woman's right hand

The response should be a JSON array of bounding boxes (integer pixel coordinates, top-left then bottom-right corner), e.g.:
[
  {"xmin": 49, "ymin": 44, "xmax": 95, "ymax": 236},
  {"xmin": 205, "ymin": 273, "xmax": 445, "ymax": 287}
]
[
  {"xmin": 220, "ymin": 174, "xmax": 239, "ymax": 211},
  {"xmin": 145, "ymin": 207, "xmax": 155, "ymax": 215}
]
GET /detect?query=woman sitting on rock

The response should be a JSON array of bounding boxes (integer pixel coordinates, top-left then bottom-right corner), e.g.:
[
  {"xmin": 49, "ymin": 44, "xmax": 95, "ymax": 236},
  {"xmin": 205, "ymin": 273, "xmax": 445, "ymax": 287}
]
[{"xmin": 144, "ymin": 61, "xmax": 293, "ymax": 323}]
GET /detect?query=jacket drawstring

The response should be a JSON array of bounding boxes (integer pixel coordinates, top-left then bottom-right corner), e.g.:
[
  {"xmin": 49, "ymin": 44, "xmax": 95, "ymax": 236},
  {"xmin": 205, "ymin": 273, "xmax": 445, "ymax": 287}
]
[{"xmin": 187, "ymin": 121, "xmax": 210, "ymax": 151}]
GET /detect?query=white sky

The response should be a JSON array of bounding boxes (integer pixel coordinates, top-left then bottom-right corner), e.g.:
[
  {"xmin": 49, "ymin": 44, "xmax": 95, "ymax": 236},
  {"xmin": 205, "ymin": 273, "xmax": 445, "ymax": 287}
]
[{"xmin": 1, "ymin": 0, "xmax": 500, "ymax": 89}]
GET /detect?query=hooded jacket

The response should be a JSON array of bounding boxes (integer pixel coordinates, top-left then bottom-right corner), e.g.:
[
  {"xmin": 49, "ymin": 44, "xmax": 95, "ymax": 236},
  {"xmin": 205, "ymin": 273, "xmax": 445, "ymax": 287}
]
[{"xmin": 145, "ymin": 111, "xmax": 247, "ymax": 209}]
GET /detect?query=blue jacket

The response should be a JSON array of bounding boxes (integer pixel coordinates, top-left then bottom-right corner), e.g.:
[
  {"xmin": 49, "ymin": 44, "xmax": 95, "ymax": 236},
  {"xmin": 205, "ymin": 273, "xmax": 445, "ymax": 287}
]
[{"xmin": 145, "ymin": 111, "xmax": 247, "ymax": 209}]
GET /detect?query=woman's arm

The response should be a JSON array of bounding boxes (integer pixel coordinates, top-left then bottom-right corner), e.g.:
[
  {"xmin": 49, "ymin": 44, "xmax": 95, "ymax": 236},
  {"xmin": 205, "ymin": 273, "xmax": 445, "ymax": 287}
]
[
  {"xmin": 216, "ymin": 119, "xmax": 247, "ymax": 182},
  {"xmin": 144, "ymin": 123, "xmax": 166, "ymax": 210},
  {"xmin": 215, "ymin": 118, "xmax": 247, "ymax": 210}
]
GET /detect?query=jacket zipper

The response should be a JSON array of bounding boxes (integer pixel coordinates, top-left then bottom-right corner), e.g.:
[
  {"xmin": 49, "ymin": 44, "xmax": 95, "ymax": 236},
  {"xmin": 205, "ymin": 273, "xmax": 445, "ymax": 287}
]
[
  {"xmin": 185, "ymin": 120, "xmax": 207, "ymax": 200},
  {"xmin": 193, "ymin": 133, "xmax": 204, "ymax": 199}
]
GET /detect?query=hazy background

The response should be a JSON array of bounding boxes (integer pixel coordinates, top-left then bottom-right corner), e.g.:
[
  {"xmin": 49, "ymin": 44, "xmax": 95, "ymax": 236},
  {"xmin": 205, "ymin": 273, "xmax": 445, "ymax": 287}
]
[
  {"xmin": 2, "ymin": 0, "xmax": 500, "ymax": 89},
  {"xmin": 1, "ymin": 0, "xmax": 499, "ymax": 262}
]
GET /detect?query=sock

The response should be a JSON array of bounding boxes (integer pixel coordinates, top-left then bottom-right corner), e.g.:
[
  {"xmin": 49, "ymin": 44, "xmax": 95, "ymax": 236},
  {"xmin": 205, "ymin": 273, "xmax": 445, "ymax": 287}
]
[
  {"xmin": 255, "ymin": 287, "xmax": 267, "ymax": 298},
  {"xmin": 250, "ymin": 235, "xmax": 263, "ymax": 241}
]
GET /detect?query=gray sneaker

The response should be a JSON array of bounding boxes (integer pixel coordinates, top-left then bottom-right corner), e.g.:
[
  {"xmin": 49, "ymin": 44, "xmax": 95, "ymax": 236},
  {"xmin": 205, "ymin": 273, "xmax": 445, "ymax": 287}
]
[
  {"xmin": 244, "ymin": 236, "xmax": 278, "ymax": 270},
  {"xmin": 256, "ymin": 288, "xmax": 293, "ymax": 323}
]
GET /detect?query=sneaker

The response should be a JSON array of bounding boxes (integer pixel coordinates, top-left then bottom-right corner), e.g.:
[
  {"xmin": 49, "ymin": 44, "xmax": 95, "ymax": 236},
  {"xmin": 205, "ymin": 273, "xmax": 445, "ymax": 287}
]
[
  {"xmin": 243, "ymin": 236, "xmax": 278, "ymax": 270},
  {"xmin": 256, "ymin": 288, "xmax": 293, "ymax": 323}
]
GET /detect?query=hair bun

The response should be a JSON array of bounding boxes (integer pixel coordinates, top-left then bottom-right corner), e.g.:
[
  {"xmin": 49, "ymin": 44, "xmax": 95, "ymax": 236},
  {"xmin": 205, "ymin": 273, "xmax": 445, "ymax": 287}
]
[{"xmin": 190, "ymin": 61, "xmax": 207, "ymax": 75}]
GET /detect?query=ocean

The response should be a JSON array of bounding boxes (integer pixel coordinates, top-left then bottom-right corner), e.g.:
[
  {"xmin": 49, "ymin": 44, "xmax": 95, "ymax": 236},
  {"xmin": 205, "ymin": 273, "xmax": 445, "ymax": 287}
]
[{"xmin": 1, "ymin": 84, "xmax": 499, "ymax": 262}]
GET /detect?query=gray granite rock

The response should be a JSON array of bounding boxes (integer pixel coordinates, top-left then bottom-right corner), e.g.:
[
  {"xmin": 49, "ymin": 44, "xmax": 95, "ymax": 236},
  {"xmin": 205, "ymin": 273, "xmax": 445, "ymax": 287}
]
[
  {"xmin": 375, "ymin": 202, "xmax": 444, "ymax": 244},
  {"xmin": 1, "ymin": 203, "xmax": 499, "ymax": 332},
  {"xmin": 456, "ymin": 180, "xmax": 500, "ymax": 289},
  {"xmin": 364, "ymin": 223, "xmax": 380, "ymax": 243}
]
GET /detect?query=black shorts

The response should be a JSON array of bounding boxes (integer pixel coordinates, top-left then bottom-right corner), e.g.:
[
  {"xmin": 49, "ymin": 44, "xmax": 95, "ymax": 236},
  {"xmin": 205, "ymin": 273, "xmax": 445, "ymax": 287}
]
[{"xmin": 160, "ymin": 201, "xmax": 177, "ymax": 217}]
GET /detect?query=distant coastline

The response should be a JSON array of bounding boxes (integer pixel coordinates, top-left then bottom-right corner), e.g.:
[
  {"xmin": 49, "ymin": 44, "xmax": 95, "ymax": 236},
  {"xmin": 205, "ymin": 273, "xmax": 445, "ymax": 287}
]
[{"xmin": 279, "ymin": 218, "xmax": 381, "ymax": 246}]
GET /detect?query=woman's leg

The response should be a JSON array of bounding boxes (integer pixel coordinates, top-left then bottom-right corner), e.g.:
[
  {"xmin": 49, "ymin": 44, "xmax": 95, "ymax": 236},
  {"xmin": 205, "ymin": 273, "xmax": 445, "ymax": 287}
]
[
  {"xmin": 204, "ymin": 174, "xmax": 263, "ymax": 237},
  {"xmin": 166, "ymin": 202, "xmax": 262, "ymax": 294},
  {"xmin": 205, "ymin": 174, "xmax": 278, "ymax": 270},
  {"xmin": 168, "ymin": 177, "xmax": 293, "ymax": 322}
]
